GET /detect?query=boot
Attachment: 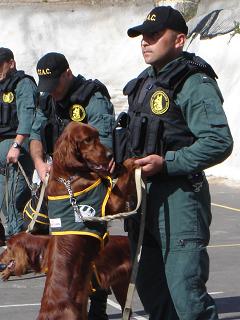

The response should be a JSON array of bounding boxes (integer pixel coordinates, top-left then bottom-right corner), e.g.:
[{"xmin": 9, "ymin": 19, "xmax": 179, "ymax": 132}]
[
  {"xmin": 88, "ymin": 288, "xmax": 110, "ymax": 320},
  {"xmin": 0, "ymin": 221, "xmax": 5, "ymax": 247}
]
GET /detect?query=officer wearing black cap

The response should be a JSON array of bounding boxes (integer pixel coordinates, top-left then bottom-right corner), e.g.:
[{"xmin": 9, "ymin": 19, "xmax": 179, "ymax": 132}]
[
  {"xmin": 120, "ymin": 6, "xmax": 233, "ymax": 320},
  {"xmin": 30, "ymin": 52, "xmax": 114, "ymax": 320},
  {"xmin": 30, "ymin": 52, "xmax": 114, "ymax": 183},
  {"xmin": 0, "ymin": 47, "xmax": 37, "ymax": 239}
]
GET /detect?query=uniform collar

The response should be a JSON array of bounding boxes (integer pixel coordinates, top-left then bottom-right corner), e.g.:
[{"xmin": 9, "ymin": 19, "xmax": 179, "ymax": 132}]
[{"xmin": 148, "ymin": 53, "xmax": 187, "ymax": 78}]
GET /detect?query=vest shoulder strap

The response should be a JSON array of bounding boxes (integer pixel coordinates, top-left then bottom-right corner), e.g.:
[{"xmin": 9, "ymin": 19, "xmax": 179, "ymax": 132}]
[
  {"xmin": 12, "ymin": 71, "xmax": 36, "ymax": 90},
  {"xmin": 39, "ymin": 93, "xmax": 54, "ymax": 118},
  {"xmin": 123, "ymin": 68, "xmax": 149, "ymax": 96},
  {"xmin": 0, "ymin": 70, "xmax": 35, "ymax": 92},
  {"xmin": 159, "ymin": 53, "xmax": 218, "ymax": 92},
  {"xmin": 70, "ymin": 79, "xmax": 111, "ymax": 105}
]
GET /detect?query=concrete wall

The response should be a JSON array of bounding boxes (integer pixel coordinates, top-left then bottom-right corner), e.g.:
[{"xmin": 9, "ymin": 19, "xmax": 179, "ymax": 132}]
[
  {"xmin": 0, "ymin": 0, "xmax": 239, "ymax": 180},
  {"xmin": 0, "ymin": 0, "xmax": 152, "ymax": 4}
]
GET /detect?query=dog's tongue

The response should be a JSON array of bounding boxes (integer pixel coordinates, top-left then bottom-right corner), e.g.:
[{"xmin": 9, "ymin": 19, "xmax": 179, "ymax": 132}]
[{"xmin": 7, "ymin": 260, "xmax": 16, "ymax": 271}]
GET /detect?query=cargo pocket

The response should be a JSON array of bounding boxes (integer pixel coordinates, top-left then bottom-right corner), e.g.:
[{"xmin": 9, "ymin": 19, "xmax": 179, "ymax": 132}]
[{"xmin": 204, "ymin": 101, "xmax": 228, "ymax": 127}]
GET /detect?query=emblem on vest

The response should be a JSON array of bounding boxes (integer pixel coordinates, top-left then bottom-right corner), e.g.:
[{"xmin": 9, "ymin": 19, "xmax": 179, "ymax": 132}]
[
  {"xmin": 69, "ymin": 104, "xmax": 86, "ymax": 122},
  {"xmin": 75, "ymin": 205, "xmax": 96, "ymax": 222},
  {"xmin": 2, "ymin": 92, "xmax": 14, "ymax": 103},
  {"xmin": 150, "ymin": 90, "xmax": 170, "ymax": 115}
]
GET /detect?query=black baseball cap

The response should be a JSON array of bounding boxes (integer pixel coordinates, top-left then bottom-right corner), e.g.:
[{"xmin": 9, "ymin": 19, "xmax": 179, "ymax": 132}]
[
  {"xmin": 127, "ymin": 6, "xmax": 188, "ymax": 37},
  {"xmin": 0, "ymin": 47, "xmax": 14, "ymax": 63},
  {"xmin": 36, "ymin": 52, "xmax": 69, "ymax": 92}
]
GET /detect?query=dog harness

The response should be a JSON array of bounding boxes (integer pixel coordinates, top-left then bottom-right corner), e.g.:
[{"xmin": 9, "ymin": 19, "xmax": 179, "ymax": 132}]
[
  {"xmin": 23, "ymin": 199, "xmax": 49, "ymax": 226},
  {"xmin": 47, "ymin": 177, "xmax": 112, "ymax": 241}
]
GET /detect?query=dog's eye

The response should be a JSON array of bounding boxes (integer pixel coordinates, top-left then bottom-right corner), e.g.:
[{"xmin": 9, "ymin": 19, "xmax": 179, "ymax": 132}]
[{"xmin": 83, "ymin": 137, "xmax": 93, "ymax": 144}]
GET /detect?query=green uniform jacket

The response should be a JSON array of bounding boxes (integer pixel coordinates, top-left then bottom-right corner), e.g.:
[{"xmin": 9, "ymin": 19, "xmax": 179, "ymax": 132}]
[
  {"xmin": 0, "ymin": 76, "xmax": 37, "ymax": 235},
  {"xmin": 13, "ymin": 77, "xmax": 37, "ymax": 135},
  {"xmin": 137, "ymin": 56, "xmax": 233, "ymax": 247},
  {"xmin": 30, "ymin": 79, "xmax": 114, "ymax": 149}
]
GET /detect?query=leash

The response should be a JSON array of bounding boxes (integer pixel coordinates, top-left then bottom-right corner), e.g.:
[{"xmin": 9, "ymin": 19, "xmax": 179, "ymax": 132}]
[
  {"xmin": 57, "ymin": 176, "xmax": 86, "ymax": 222},
  {"xmin": 56, "ymin": 167, "xmax": 146, "ymax": 318},
  {"xmin": 4, "ymin": 165, "xmax": 9, "ymax": 213},
  {"xmin": 26, "ymin": 174, "xmax": 49, "ymax": 233},
  {"xmin": 17, "ymin": 161, "xmax": 33, "ymax": 191},
  {"xmin": 57, "ymin": 167, "xmax": 143, "ymax": 223},
  {"xmin": 122, "ymin": 178, "xmax": 147, "ymax": 320}
]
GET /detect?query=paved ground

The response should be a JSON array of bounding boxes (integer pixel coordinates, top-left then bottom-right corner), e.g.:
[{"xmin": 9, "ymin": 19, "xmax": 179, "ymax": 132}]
[{"xmin": 0, "ymin": 177, "xmax": 240, "ymax": 319}]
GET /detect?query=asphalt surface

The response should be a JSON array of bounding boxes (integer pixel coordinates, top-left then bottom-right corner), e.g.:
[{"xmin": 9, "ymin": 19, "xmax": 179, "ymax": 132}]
[{"xmin": 0, "ymin": 177, "xmax": 240, "ymax": 320}]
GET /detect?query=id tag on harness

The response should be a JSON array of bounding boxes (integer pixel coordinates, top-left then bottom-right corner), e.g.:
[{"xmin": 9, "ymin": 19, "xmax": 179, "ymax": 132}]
[{"xmin": 75, "ymin": 204, "xmax": 96, "ymax": 222}]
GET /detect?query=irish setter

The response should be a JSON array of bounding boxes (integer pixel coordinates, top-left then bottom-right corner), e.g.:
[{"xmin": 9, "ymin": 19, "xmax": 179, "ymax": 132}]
[
  {"xmin": 0, "ymin": 232, "xmax": 131, "ymax": 312},
  {"xmin": 0, "ymin": 232, "xmax": 50, "ymax": 281},
  {"xmin": 37, "ymin": 122, "xmax": 137, "ymax": 320}
]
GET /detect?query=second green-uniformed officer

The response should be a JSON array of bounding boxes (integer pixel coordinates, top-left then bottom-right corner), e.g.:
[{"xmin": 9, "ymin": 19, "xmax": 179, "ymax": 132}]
[
  {"xmin": 29, "ymin": 52, "xmax": 115, "ymax": 320},
  {"xmin": 30, "ymin": 52, "xmax": 114, "ymax": 183},
  {"xmin": 119, "ymin": 6, "xmax": 234, "ymax": 320},
  {"xmin": 0, "ymin": 47, "xmax": 37, "ymax": 238}
]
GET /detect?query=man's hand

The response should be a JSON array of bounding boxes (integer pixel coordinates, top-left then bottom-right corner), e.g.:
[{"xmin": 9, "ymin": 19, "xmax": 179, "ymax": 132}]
[
  {"xmin": 134, "ymin": 154, "xmax": 165, "ymax": 177},
  {"xmin": 6, "ymin": 147, "xmax": 21, "ymax": 164},
  {"xmin": 35, "ymin": 159, "xmax": 51, "ymax": 183}
]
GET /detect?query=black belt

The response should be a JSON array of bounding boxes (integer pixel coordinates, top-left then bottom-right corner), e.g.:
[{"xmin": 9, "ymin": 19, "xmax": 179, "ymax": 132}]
[{"xmin": 147, "ymin": 171, "xmax": 205, "ymax": 185}]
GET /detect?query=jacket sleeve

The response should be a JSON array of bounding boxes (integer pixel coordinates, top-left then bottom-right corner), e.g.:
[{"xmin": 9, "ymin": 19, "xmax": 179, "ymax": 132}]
[
  {"xmin": 15, "ymin": 78, "xmax": 37, "ymax": 135},
  {"xmin": 164, "ymin": 73, "xmax": 233, "ymax": 176},
  {"xmin": 85, "ymin": 92, "xmax": 115, "ymax": 150},
  {"xmin": 29, "ymin": 108, "xmax": 48, "ymax": 141}
]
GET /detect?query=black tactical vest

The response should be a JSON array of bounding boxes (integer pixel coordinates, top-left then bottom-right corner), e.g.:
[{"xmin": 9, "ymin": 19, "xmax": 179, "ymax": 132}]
[
  {"xmin": 0, "ymin": 71, "xmax": 35, "ymax": 136},
  {"xmin": 122, "ymin": 53, "xmax": 218, "ymax": 158},
  {"xmin": 40, "ymin": 75, "xmax": 111, "ymax": 155}
]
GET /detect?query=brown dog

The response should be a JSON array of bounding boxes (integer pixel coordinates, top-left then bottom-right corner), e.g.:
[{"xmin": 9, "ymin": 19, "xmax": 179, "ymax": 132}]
[
  {"xmin": 0, "ymin": 232, "xmax": 132, "ymax": 312},
  {"xmin": 37, "ymin": 122, "xmax": 137, "ymax": 320}
]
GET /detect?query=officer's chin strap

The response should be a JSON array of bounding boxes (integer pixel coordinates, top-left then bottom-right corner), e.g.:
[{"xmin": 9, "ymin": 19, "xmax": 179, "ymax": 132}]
[{"xmin": 122, "ymin": 173, "xmax": 147, "ymax": 320}]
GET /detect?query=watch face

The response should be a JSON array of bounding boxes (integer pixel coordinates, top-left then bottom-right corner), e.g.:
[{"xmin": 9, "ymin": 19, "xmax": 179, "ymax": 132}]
[{"xmin": 12, "ymin": 142, "xmax": 20, "ymax": 149}]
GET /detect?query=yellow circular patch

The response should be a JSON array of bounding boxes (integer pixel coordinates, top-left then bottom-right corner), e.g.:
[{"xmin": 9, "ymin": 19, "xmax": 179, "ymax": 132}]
[
  {"xmin": 3, "ymin": 92, "xmax": 14, "ymax": 103},
  {"xmin": 69, "ymin": 104, "xmax": 86, "ymax": 122},
  {"xmin": 150, "ymin": 90, "xmax": 170, "ymax": 115}
]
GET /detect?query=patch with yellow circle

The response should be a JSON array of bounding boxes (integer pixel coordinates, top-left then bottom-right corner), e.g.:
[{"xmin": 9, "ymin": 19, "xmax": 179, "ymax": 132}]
[
  {"xmin": 69, "ymin": 104, "xmax": 86, "ymax": 122},
  {"xmin": 3, "ymin": 92, "xmax": 14, "ymax": 103},
  {"xmin": 150, "ymin": 90, "xmax": 170, "ymax": 115}
]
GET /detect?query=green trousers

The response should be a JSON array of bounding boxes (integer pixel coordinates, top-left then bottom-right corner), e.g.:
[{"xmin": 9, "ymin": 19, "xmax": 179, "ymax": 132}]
[
  {"xmin": 128, "ymin": 176, "xmax": 219, "ymax": 320},
  {"xmin": 0, "ymin": 139, "xmax": 33, "ymax": 236}
]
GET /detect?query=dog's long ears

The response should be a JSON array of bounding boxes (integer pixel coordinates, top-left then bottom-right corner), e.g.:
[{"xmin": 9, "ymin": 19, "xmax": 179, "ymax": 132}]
[{"xmin": 53, "ymin": 132, "xmax": 86, "ymax": 172}]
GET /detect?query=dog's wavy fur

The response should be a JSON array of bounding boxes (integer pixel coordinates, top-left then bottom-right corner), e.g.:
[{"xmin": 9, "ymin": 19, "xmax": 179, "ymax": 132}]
[
  {"xmin": 0, "ymin": 122, "xmax": 137, "ymax": 320},
  {"xmin": 0, "ymin": 232, "xmax": 131, "ymax": 312}
]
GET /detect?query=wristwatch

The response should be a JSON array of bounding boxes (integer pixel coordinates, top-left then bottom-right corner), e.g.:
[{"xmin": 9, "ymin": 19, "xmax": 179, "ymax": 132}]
[{"xmin": 12, "ymin": 141, "xmax": 21, "ymax": 149}]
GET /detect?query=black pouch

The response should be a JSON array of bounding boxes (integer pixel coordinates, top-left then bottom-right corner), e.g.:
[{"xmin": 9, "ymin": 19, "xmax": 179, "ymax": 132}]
[
  {"xmin": 112, "ymin": 112, "xmax": 130, "ymax": 164},
  {"xmin": 1, "ymin": 104, "xmax": 11, "ymax": 125}
]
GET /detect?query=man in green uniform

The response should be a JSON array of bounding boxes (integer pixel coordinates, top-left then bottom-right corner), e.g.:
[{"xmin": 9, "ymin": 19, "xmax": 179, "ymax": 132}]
[
  {"xmin": 121, "ymin": 6, "xmax": 233, "ymax": 320},
  {"xmin": 0, "ymin": 47, "xmax": 37, "ymax": 240},
  {"xmin": 30, "ymin": 52, "xmax": 114, "ymax": 182},
  {"xmin": 30, "ymin": 52, "xmax": 115, "ymax": 320}
]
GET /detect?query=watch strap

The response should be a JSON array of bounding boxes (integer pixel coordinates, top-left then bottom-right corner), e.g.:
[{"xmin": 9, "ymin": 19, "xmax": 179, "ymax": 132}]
[{"xmin": 12, "ymin": 141, "xmax": 21, "ymax": 149}]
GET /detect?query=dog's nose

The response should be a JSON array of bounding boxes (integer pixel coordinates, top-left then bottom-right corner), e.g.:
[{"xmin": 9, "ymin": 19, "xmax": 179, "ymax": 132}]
[
  {"xmin": 0, "ymin": 263, "xmax": 7, "ymax": 272},
  {"xmin": 106, "ymin": 150, "xmax": 113, "ymax": 160}
]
